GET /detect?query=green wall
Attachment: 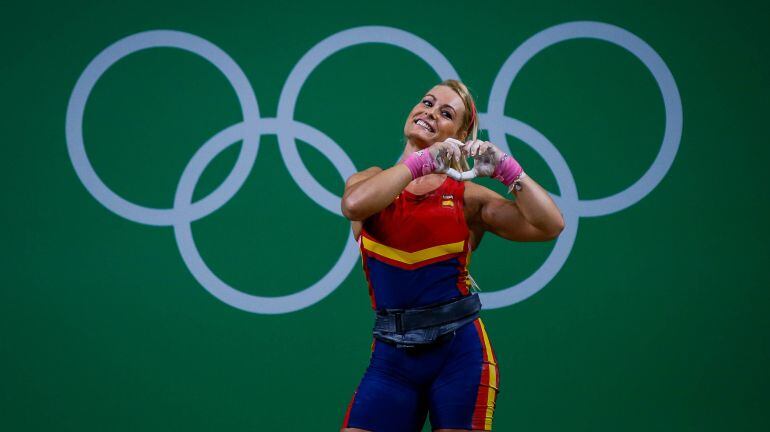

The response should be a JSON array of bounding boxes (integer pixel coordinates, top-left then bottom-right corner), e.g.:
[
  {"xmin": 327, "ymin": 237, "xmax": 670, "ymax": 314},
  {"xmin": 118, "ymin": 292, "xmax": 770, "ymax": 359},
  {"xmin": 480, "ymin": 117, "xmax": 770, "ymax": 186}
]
[{"xmin": 2, "ymin": 0, "xmax": 769, "ymax": 430}]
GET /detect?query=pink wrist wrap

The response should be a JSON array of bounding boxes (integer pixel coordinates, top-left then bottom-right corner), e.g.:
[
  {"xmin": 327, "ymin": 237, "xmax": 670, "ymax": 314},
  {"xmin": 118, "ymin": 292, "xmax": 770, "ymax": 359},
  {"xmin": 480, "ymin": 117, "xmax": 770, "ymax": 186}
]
[
  {"xmin": 402, "ymin": 150, "xmax": 435, "ymax": 179},
  {"xmin": 492, "ymin": 154, "xmax": 523, "ymax": 186}
]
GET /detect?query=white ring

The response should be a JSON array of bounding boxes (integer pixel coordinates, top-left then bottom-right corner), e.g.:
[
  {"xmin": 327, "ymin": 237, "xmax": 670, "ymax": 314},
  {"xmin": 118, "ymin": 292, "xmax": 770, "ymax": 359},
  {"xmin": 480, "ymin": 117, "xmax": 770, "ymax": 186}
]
[
  {"xmin": 487, "ymin": 21, "xmax": 682, "ymax": 218},
  {"xmin": 276, "ymin": 26, "xmax": 459, "ymax": 213},
  {"xmin": 478, "ymin": 114, "xmax": 580, "ymax": 308},
  {"xmin": 173, "ymin": 120, "xmax": 359, "ymax": 313},
  {"xmin": 65, "ymin": 30, "xmax": 261, "ymax": 226},
  {"xmin": 65, "ymin": 23, "xmax": 682, "ymax": 313}
]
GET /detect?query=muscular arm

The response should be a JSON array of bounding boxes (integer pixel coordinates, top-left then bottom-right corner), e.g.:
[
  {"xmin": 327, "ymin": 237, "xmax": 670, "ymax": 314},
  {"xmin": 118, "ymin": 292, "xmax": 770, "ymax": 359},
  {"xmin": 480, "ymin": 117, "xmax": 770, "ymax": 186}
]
[
  {"xmin": 466, "ymin": 177, "xmax": 564, "ymax": 243},
  {"xmin": 341, "ymin": 164, "xmax": 413, "ymax": 221}
]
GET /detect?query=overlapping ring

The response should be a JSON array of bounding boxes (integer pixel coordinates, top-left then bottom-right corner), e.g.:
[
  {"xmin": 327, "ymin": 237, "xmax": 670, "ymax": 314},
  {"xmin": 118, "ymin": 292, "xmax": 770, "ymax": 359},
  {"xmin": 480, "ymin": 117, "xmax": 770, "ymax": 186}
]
[{"xmin": 65, "ymin": 22, "xmax": 681, "ymax": 314}]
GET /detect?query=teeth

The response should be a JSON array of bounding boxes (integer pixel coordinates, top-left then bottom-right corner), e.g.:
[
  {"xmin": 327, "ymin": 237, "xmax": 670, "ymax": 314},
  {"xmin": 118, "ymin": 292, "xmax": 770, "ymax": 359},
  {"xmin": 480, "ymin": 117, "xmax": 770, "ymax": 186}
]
[{"xmin": 415, "ymin": 119, "xmax": 433, "ymax": 132}]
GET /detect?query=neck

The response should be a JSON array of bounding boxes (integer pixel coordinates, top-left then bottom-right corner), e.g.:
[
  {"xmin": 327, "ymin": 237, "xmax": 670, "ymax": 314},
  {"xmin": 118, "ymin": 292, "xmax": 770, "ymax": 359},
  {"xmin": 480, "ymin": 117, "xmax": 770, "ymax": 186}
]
[{"xmin": 399, "ymin": 138, "xmax": 430, "ymax": 163}]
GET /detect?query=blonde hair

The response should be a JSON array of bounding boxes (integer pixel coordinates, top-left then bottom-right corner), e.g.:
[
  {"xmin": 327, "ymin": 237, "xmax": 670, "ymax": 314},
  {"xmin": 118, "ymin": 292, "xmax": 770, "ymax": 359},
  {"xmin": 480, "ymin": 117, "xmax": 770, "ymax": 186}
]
[{"xmin": 438, "ymin": 79, "xmax": 478, "ymax": 172}]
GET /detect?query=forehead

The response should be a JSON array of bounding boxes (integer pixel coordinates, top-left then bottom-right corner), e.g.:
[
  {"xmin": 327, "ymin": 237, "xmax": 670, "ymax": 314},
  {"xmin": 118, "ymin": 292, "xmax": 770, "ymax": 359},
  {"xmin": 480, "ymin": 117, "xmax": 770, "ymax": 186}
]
[{"xmin": 425, "ymin": 85, "xmax": 465, "ymax": 113}]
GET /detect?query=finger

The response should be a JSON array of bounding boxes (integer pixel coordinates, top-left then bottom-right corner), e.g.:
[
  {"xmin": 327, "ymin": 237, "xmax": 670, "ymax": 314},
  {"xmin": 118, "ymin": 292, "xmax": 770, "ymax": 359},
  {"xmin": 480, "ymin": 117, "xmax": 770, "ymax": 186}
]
[
  {"xmin": 441, "ymin": 139, "xmax": 452, "ymax": 151},
  {"xmin": 464, "ymin": 140, "xmax": 474, "ymax": 156},
  {"xmin": 450, "ymin": 139, "xmax": 464, "ymax": 162},
  {"xmin": 461, "ymin": 139, "xmax": 472, "ymax": 154},
  {"xmin": 470, "ymin": 140, "xmax": 482, "ymax": 157},
  {"xmin": 445, "ymin": 137, "xmax": 463, "ymax": 148}
]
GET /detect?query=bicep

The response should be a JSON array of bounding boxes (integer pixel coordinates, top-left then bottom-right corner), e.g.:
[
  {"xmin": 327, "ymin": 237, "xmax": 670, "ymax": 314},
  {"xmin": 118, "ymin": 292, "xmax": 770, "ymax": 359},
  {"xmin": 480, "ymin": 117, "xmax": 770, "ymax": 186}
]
[
  {"xmin": 480, "ymin": 197, "xmax": 556, "ymax": 242},
  {"xmin": 468, "ymin": 183, "xmax": 555, "ymax": 242}
]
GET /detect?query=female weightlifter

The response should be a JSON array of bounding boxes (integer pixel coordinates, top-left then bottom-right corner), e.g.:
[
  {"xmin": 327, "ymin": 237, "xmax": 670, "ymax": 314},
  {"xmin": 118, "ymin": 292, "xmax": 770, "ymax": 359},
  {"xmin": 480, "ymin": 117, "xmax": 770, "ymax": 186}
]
[{"xmin": 339, "ymin": 79, "xmax": 564, "ymax": 432}]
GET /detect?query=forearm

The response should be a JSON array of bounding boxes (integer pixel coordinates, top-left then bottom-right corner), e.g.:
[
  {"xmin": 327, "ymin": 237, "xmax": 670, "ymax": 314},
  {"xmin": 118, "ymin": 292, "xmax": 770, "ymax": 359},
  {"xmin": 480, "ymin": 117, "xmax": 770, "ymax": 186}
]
[
  {"xmin": 341, "ymin": 164, "xmax": 413, "ymax": 221},
  {"xmin": 511, "ymin": 176, "xmax": 565, "ymax": 236}
]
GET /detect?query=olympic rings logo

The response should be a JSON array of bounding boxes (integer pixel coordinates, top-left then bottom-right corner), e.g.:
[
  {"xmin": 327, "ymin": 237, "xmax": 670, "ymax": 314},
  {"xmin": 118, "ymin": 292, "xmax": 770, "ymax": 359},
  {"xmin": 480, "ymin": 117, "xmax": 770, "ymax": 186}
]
[{"xmin": 65, "ymin": 21, "xmax": 682, "ymax": 314}]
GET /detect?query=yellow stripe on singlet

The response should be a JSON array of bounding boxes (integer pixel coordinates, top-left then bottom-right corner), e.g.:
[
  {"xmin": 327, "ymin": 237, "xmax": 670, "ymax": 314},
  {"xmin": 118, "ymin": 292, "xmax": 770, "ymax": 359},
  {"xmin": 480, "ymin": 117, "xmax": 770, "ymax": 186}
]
[{"xmin": 361, "ymin": 236, "xmax": 465, "ymax": 265}]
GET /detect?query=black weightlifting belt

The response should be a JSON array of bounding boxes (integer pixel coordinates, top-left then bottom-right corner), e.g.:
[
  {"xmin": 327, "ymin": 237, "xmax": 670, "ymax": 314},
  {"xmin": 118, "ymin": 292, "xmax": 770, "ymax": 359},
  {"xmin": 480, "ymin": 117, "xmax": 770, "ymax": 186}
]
[{"xmin": 372, "ymin": 293, "xmax": 482, "ymax": 349}]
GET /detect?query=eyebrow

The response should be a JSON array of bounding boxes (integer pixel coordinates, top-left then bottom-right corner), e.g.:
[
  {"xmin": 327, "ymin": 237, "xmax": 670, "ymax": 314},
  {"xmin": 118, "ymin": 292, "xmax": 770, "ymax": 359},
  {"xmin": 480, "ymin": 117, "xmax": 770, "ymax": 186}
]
[{"xmin": 425, "ymin": 93, "xmax": 457, "ymax": 114}]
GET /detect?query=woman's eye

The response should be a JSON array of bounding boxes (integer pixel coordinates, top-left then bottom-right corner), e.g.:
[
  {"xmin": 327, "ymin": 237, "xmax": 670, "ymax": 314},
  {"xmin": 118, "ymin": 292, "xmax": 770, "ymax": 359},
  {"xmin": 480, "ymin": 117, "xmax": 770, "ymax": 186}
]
[
  {"xmin": 422, "ymin": 99, "xmax": 433, "ymax": 107},
  {"xmin": 442, "ymin": 111, "xmax": 452, "ymax": 119}
]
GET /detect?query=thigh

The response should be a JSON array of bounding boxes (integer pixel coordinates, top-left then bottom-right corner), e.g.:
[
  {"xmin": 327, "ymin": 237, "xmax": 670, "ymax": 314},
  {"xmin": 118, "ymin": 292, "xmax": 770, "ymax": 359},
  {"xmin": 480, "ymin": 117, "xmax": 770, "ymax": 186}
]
[
  {"xmin": 341, "ymin": 340, "xmax": 429, "ymax": 432},
  {"xmin": 428, "ymin": 318, "xmax": 500, "ymax": 431}
]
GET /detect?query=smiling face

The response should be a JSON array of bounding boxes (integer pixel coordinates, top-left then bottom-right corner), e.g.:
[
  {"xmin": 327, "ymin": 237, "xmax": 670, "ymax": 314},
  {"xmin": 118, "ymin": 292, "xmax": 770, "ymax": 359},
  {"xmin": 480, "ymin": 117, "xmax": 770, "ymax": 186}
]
[{"xmin": 404, "ymin": 85, "xmax": 467, "ymax": 148}]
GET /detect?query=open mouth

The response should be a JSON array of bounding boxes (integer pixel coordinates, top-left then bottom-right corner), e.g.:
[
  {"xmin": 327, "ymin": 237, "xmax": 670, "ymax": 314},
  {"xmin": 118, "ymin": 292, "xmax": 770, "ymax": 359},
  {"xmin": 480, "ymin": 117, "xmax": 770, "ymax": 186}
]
[{"xmin": 414, "ymin": 118, "xmax": 435, "ymax": 133}]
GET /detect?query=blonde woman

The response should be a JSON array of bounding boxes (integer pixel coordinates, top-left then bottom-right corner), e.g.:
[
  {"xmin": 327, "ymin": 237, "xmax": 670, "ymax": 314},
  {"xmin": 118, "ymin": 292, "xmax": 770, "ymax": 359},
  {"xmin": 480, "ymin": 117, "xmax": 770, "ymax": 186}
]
[{"xmin": 340, "ymin": 80, "xmax": 564, "ymax": 432}]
